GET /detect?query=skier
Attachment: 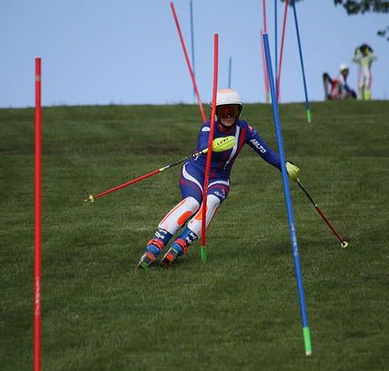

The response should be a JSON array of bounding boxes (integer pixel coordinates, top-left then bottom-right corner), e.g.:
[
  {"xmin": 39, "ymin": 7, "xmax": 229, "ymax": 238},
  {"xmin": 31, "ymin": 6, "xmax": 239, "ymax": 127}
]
[
  {"xmin": 137, "ymin": 89, "xmax": 300, "ymax": 269},
  {"xmin": 353, "ymin": 44, "xmax": 377, "ymax": 100}
]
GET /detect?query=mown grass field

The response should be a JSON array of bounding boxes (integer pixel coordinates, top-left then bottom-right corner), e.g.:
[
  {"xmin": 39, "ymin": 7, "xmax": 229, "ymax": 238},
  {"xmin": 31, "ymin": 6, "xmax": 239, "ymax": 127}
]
[{"xmin": 1, "ymin": 101, "xmax": 389, "ymax": 371}]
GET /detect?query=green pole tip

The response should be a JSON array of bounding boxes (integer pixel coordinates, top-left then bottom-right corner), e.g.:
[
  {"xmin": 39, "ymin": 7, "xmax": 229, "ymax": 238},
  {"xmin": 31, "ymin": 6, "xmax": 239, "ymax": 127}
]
[
  {"xmin": 201, "ymin": 247, "xmax": 207, "ymax": 263},
  {"xmin": 303, "ymin": 327, "xmax": 312, "ymax": 356},
  {"xmin": 306, "ymin": 109, "xmax": 311, "ymax": 123}
]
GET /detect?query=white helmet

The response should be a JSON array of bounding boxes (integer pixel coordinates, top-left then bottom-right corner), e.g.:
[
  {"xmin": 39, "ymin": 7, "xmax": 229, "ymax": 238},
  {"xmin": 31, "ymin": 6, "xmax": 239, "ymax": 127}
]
[
  {"xmin": 216, "ymin": 89, "xmax": 242, "ymax": 107},
  {"xmin": 212, "ymin": 89, "xmax": 243, "ymax": 121},
  {"xmin": 339, "ymin": 64, "xmax": 349, "ymax": 72}
]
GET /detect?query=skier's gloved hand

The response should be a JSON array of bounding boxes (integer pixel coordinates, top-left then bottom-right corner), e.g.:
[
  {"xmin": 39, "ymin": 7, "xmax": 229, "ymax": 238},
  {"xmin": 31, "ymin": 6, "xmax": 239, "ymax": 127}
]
[{"xmin": 286, "ymin": 161, "xmax": 300, "ymax": 182}]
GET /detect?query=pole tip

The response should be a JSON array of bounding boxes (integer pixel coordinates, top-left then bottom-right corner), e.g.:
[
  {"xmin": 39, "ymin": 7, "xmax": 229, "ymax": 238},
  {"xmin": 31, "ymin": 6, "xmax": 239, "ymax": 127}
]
[
  {"xmin": 341, "ymin": 241, "xmax": 349, "ymax": 248},
  {"xmin": 201, "ymin": 247, "xmax": 207, "ymax": 263},
  {"xmin": 303, "ymin": 327, "xmax": 312, "ymax": 356},
  {"xmin": 306, "ymin": 109, "xmax": 311, "ymax": 123},
  {"xmin": 84, "ymin": 194, "xmax": 95, "ymax": 203}
]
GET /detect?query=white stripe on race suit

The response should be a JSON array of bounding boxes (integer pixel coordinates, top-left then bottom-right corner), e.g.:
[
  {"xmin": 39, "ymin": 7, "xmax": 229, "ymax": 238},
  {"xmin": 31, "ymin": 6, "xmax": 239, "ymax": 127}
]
[
  {"xmin": 209, "ymin": 179, "xmax": 230, "ymax": 188},
  {"xmin": 224, "ymin": 126, "xmax": 240, "ymax": 169},
  {"xmin": 182, "ymin": 163, "xmax": 203, "ymax": 192}
]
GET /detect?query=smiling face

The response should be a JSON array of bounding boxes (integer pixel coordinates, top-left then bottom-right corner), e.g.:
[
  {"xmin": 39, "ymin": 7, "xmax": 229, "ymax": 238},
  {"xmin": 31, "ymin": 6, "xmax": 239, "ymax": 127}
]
[{"xmin": 216, "ymin": 104, "xmax": 241, "ymax": 127}]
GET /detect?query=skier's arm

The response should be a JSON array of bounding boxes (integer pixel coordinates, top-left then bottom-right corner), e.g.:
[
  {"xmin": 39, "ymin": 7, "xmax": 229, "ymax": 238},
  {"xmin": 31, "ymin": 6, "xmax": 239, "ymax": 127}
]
[
  {"xmin": 246, "ymin": 126, "xmax": 281, "ymax": 169},
  {"xmin": 196, "ymin": 122, "xmax": 211, "ymax": 150},
  {"xmin": 246, "ymin": 125, "xmax": 300, "ymax": 181}
]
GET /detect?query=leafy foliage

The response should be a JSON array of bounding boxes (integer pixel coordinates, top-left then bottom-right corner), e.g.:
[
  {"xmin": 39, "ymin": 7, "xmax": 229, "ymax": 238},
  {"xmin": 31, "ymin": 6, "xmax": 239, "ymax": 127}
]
[
  {"xmin": 284, "ymin": 1, "xmax": 389, "ymax": 40},
  {"xmin": 334, "ymin": 0, "xmax": 389, "ymax": 40},
  {"xmin": 334, "ymin": 0, "xmax": 389, "ymax": 14},
  {"xmin": 377, "ymin": 26, "xmax": 389, "ymax": 40}
]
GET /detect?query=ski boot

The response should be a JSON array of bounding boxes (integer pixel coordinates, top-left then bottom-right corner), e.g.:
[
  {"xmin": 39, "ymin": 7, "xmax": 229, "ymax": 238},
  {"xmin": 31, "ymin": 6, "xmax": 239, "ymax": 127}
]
[{"xmin": 137, "ymin": 229, "xmax": 172, "ymax": 269}]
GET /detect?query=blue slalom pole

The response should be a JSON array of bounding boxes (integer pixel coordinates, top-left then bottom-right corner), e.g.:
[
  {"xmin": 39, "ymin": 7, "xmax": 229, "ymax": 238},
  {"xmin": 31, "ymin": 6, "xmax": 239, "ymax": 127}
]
[
  {"xmin": 291, "ymin": 0, "xmax": 311, "ymax": 123},
  {"xmin": 263, "ymin": 33, "xmax": 312, "ymax": 356},
  {"xmin": 228, "ymin": 57, "xmax": 232, "ymax": 88},
  {"xmin": 274, "ymin": 0, "xmax": 278, "ymax": 97},
  {"xmin": 189, "ymin": 0, "xmax": 196, "ymax": 104}
]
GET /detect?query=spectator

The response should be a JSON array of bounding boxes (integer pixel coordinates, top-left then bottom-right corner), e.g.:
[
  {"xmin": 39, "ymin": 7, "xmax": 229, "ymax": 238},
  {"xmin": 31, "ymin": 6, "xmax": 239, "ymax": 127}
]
[
  {"xmin": 353, "ymin": 44, "xmax": 377, "ymax": 100},
  {"xmin": 323, "ymin": 64, "xmax": 357, "ymax": 100}
]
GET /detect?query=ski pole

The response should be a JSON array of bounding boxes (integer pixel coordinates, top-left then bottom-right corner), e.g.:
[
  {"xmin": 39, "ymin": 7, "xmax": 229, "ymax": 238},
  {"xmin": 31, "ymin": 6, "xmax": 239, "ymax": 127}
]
[
  {"xmin": 84, "ymin": 136, "xmax": 235, "ymax": 203},
  {"xmin": 296, "ymin": 179, "xmax": 349, "ymax": 248}
]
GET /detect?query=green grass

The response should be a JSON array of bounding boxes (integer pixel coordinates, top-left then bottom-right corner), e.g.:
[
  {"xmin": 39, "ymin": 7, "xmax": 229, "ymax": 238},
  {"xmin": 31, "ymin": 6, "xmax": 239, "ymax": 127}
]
[{"xmin": 1, "ymin": 101, "xmax": 389, "ymax": 371}]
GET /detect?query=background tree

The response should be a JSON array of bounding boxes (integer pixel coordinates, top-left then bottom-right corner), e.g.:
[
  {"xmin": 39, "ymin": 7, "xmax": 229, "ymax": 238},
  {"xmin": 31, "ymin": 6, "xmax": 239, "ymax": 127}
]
[
  {"xmin": 334, "ymin": 0, "xmax": 389, "ymax": 40},
  {"xmin": 286, "ymin": 1, "xmax": 389, "ymax": 41}
]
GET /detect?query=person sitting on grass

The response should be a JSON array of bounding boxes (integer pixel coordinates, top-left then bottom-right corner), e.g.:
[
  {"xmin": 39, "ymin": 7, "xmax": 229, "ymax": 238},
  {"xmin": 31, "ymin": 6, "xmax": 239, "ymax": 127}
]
[
  {"xmin": 137, "ymin": 88, "xmax": 300, "ymax": 269},
  {"xmin": 323, "ymin": 64, "xmax": 357, "ymax": 100}
]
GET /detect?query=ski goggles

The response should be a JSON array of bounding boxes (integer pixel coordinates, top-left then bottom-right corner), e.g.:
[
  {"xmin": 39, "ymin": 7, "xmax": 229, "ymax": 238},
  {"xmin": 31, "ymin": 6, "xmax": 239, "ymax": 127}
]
[{"xmin": 216, "ymin": 104, "xmax": 241, "ymax": 119}]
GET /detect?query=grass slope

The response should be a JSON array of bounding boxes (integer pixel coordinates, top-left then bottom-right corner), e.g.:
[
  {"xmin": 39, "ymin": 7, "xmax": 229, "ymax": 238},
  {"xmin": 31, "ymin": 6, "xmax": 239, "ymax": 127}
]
[{"xmin": 1, "ymin": 101, "xmax": 389, "ymax": 371}]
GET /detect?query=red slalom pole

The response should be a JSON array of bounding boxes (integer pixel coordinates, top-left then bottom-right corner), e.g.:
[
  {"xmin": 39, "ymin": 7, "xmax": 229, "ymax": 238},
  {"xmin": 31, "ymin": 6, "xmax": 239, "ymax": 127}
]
[
  {"xmin": 201, "ymin": 34, "xmax": 218, "ymax": 262},
  {"xmin": 262, "ymin": 0, "xmax": 268, "ymax": 33},
  {"xmin": 262, "ymin": 0, "xmax": 270, "ymax": 102},
  {"xmin": 277, "ymin": 0, "xmax": 289, "ymax": 102},
  {"xmin": 170, "ymin": 2, "xmax": 206, "ymax": 123},
  {"xmin": 34, "ymin": 57, "xmax": 42, "ymax": 371}
]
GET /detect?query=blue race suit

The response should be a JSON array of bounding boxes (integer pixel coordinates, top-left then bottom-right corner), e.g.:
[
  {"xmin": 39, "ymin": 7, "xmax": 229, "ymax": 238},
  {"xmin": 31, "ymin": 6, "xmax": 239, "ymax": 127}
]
[
  {"xmin": 180, "ymin": 119, "xmax": 281, "ymax": 204},
  {"xmin": 146, "ymin": 118, "xmax": 282, "ymax": 259}
]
